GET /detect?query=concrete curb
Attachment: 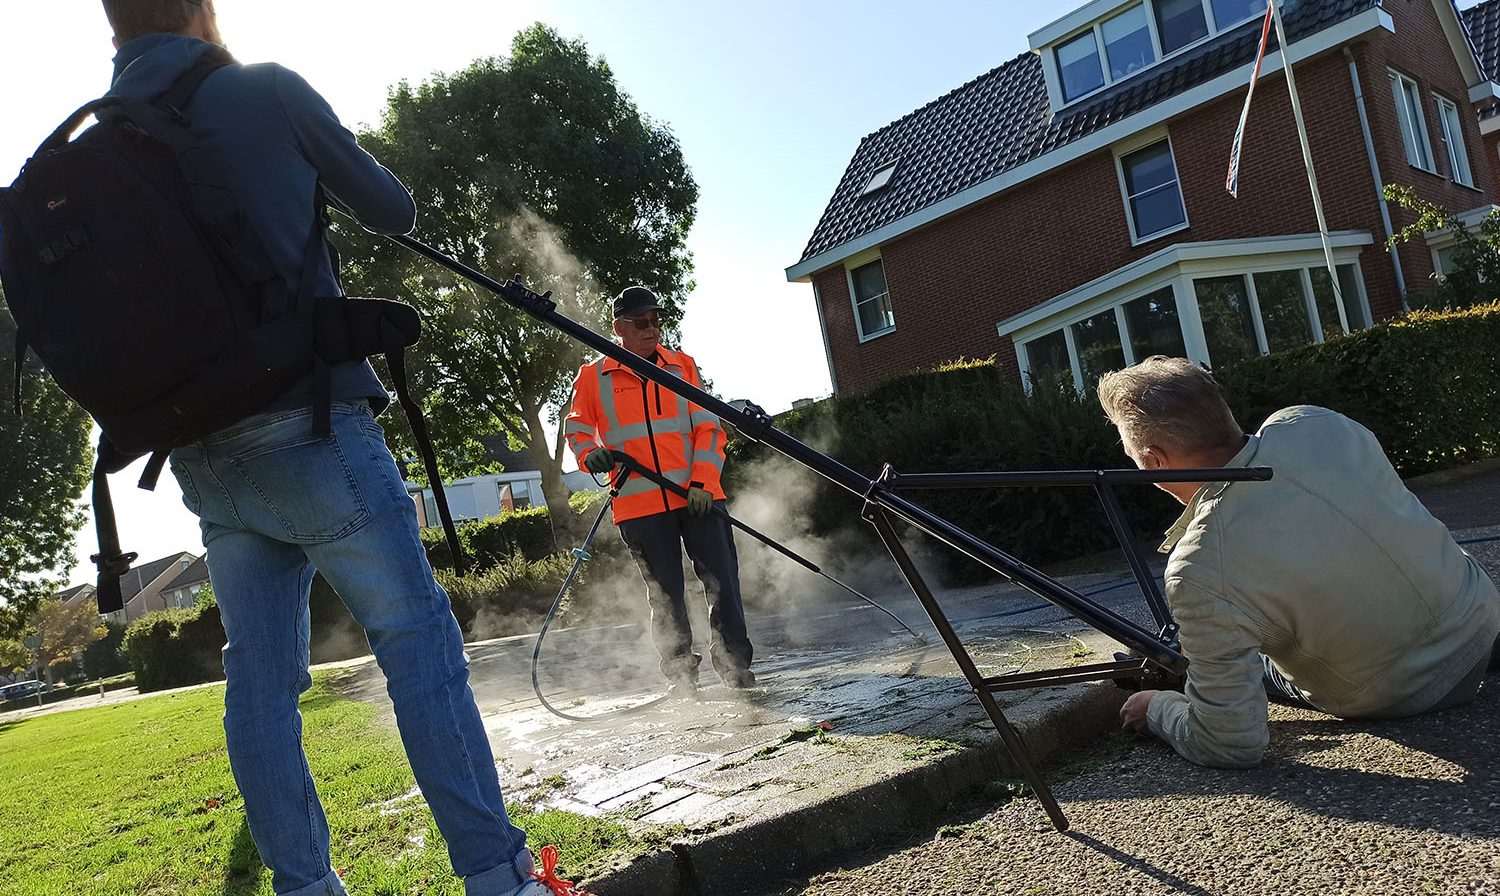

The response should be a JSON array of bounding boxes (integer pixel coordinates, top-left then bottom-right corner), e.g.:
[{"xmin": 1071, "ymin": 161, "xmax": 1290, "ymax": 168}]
[{"xmin": 582, "ymin": 681, "xmax": 1127, "ymax": 896}]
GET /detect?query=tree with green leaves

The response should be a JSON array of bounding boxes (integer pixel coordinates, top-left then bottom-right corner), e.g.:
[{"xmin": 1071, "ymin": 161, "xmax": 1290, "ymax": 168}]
[
  {"xmin": 1386, "ymin": 184, "xmax": 1500, "ymax": 310},
  {"xmin": 335, "ymin": 23, "xmax": 698, "ymax": 531},
  {"xmin": 33, "ymin": 597, "xmax": 106, "ymax": 684},
  {"xmin": 0, "ymin": 295, "xmax": 93, "ymax": 638},
  {"xmin": 0, "ymin": 638, "xmax": 31, "ymax": 675}
]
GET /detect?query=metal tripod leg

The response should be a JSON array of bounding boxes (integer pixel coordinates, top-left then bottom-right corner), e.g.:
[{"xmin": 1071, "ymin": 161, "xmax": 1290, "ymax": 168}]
[{"xmin": 865, "ymin": 507, "xmax": 1070, "ymax": 832}]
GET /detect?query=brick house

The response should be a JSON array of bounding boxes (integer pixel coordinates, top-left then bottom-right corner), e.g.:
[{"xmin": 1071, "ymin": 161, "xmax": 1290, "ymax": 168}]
[
  {"xmin": 97, "ymin": 551, "xmax": 198, "ymax": 626},
  {"xmin": 156, "ymin": 556, "xmax": 212, "ymax": 612},
  {"xmin": 787, "ymin": 0, "xmax": 1500, "ymax": 395}
]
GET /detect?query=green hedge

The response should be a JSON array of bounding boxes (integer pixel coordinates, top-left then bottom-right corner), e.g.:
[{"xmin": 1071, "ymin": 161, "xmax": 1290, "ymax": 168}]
[
  {"xmin": 1216, "ymin": 302, "xmax": 1500, "ymax": 476},
  {"xmin": 123, "ymin": 605, "xmax": 226, "ymax": 693},
  {"xmin": 421, "ymin": 506, "xmax": 562, "ymax": 571},
  {"xmin": 725, "ymin": 359, "xmax": 1178, "ymax": 583},
  {"xmin": 80, "ymin": 623, "xmax": 129, "ymax": 680},
  {"xmin": 466, "ymin": 507, "xmax": 557, "ymax": 567},
  {"xmin": 434, "ymin": 553, "xmax": 575, "ymax": 639}
]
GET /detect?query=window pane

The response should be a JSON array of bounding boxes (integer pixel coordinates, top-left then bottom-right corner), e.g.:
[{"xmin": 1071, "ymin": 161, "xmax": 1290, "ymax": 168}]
[
  {"xmin": 1391, "ymin": 76, "xmax": 1419, "ymax": 166},
  {"xmin": 1195, "ymin": 275, "xmax": 1258, "ymax": 367},
  {"xmin": 1024, "ymin": 330, "xmax": 1072, "ymax": 389},
  {"xmin": 1058, "ymin": 31, "xmax": 1105, "ymax": 101},
  {"xmin": 1308, "ymin": 267, "xmax": 1345, "ymax": 340},
  {"xmin": 1123, "ymin": 287, "xmax": 1187, "ymax": 359},
  {"xmin": 856, "ymin": 291, "xmax": 894, "ymax": 336},
  {"xmin": 1209, "ymin": 0, "xmax": 1262, "ymax": 30},
  {"xmin": 1309, "ymin": 264, "xmax": 1368, "ymax": 337},
  {"xmin": 1155, "ymin": 0, "xmax": 1209, "ymax": 54},
  {"xmin": 1337, "ymin": 265, "xmax": 1368, "ymax": 329},
  {"xmin": 1435, "ymin": 245, "xmax": 1458, "ymax": 277},
  {"xmin": 1103, "ymin": 6, "xmax": 1155, "ymax": 80},
  {"xmin": 1072, "ymin": 309, "xmax": 1127, "ymax": 388},
  {"xmin": 851, "ymin": 260, "xmax": 893, "ymax": 336},
  {"xmin": 1252, "ymin": 269, "xmax": 1314, "ymax": 352},
  {"xmin": 1396, "ymin": 77, "xmax": 1433, "ymax": 170},
  {"xmin": 1122, "ymin": 142, "xmax": 1187, "ymax": 238},
  {"xmin": 1440, "ymin": 100, "xmax": 1473, "ymax": 186},
  {"xmin": 851, "ymin": 259, "xmax": 887, "ymax": 301}
]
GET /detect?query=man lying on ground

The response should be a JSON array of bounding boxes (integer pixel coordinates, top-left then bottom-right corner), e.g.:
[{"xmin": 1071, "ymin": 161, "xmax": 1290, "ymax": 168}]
[{"xmin": 1098, "ymin": 356, "xmax": 1500, "ymax": 768}]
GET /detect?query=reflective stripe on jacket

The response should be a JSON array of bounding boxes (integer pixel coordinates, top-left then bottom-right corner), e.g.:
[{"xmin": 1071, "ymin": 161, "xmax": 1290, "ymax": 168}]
[{"xmin": 564, "ymin": 346, "xmax": 727, "ymax": 524}]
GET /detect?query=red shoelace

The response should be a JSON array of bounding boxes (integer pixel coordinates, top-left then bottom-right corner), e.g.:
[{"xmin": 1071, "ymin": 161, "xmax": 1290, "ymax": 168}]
[{"xmin": 531, "ymin": 844, "xmax": 589, "ymax": 895}]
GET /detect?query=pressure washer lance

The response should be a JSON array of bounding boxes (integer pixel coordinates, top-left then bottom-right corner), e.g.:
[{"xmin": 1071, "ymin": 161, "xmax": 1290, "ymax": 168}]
[{"xmin": 530, "ymin": 451, "xmax": 929, "ymax": 723}]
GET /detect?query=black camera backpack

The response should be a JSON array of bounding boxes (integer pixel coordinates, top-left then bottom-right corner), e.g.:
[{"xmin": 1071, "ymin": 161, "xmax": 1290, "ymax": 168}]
[{"xmin": 0, "ymin": 47, "xmax": 464, "ymax": 611}]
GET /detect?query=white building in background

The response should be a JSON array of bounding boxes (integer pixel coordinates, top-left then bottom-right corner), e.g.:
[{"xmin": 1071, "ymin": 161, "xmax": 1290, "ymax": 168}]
[{"xmin": 408, "ymin": 471, "xmax": 548, "ymax": 527}]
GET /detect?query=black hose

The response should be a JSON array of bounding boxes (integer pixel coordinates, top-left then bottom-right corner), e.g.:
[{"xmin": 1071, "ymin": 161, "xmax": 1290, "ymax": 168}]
[
  {"xmin": 530, "ymin": 472, "xmax": 670, "ymax": 723},
  {"xmin": 530, "ymin": 455, "xmax": 931, "ymax": 722}
]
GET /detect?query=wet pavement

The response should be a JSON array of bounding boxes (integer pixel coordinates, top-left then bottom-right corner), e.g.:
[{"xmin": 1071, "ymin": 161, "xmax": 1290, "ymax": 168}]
[{"xmin": 335, "ymin": 569, "xmax": 1155, "ymax": 838}]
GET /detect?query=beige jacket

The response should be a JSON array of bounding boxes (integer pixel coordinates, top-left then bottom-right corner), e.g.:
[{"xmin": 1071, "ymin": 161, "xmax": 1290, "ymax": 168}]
[{"xmin": 1147, "ymin": 406, "xmax": 1500, "ymax": 768}]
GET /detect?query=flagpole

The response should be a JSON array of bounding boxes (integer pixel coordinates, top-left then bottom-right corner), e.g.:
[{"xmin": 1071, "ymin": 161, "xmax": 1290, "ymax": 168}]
[{"xmin": 1269, "ymin": 0, "xmax": 1349, "ymax": 333}]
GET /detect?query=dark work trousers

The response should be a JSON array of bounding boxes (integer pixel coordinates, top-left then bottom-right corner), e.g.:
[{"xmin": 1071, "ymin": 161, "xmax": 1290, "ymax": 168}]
[{"xmin": 618, "ymin": 501, "xmax": 753, "ymax": 684}]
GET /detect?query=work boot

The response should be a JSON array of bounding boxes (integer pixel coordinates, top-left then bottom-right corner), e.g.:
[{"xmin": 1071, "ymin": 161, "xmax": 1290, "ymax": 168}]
[
  {"xmin": 719, "ymin": 666, "xmax": 756, "ymax": 690},
  {"xmin": 666, "ymin": 675, "xmax": 698, "ymax": 700}
]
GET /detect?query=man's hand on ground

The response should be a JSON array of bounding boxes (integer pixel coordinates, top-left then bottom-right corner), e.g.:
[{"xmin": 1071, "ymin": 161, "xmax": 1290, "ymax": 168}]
[
  {"xmin": 584, "ymin": 449, "xmax": 616, "ymax": 474},
  {"xmin": 1120, "ymin": 689, "xmax": 1159, "ymax": 733},
  {"xmin": 686, "ymin": 487, "xmax": 712, "ymax": 517}
]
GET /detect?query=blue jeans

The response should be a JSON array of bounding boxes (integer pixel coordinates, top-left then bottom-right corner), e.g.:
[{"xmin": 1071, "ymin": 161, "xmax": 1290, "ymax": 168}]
[{"xmin": 170, "ymin": 402, "xmax": 532, "ymax": 896}]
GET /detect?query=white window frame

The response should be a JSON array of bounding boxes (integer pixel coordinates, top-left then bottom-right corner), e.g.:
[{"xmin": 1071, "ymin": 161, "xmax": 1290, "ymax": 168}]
[
  {"xmin": 1049, "ymin": 0, "xmax": 1260, "ymax": 108},
  {"xmin": 1011, "ymin": 255, "xmax": 1371, "ymax": 392},
  {"xmin": 1423, "ymin": 204, "xmax": 1497, "ymax": 282},
  {"xmin": 1390, "ymin": 71, "xmax": 1436, "ymax": 173},
  {"xmin": 1057, "ymin": 28, "xmax": 1108, "ymax": 104},
  {"xmin": 1115, "ymin": 131, "xmax": 1190, "ymax": 245},
  {"xmin": 844, "ymin": 248, "xmax": 895, "ymax": 343},
  {"xmin": 1434, "ymin": 94, "xmax": 1474, "ymax": 188}
]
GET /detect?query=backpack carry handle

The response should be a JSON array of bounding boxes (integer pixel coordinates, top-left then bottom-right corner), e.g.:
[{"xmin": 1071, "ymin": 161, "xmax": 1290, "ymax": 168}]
[{"xmin": 34, "ymin": 98, "xmax": 121, "ymax": 158}]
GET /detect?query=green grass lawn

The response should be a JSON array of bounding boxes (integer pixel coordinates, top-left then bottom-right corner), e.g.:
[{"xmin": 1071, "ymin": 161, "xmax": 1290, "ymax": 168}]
[{"xmin": 0, "ymin": 672, "xmax": 632, "ymax": 895}]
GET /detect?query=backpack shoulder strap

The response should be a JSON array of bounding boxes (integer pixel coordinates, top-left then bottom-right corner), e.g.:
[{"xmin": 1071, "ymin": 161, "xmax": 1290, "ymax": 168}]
[{"xmin": 155, "ymin": 45, "xmax": 236, "ymax": 116}]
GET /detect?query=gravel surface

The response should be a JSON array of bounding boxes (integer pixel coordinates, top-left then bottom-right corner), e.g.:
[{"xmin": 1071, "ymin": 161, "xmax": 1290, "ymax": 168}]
[{"xmin": 783, "ymin": 675, "xmax": 1500, "ymax": 896}]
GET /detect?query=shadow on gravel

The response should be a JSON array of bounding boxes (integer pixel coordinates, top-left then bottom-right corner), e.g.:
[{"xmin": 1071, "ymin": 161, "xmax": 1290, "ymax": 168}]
[
  {"xmin": 1086, "ymin": 677, "xmax": 1499, "ymax": 839},
  {"xmin": 1063, "ymin": 831, "xmax": 1220, "ymax": 896}
]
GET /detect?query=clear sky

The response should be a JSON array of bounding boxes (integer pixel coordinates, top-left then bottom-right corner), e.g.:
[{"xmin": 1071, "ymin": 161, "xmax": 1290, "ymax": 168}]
[{"xmin": 4, "ymin": 0, "xmax": 1484, "ymax": 586}]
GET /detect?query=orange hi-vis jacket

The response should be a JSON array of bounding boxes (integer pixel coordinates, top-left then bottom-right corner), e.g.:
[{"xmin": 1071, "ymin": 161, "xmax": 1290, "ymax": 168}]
[{"xmin": 565, "ymin": 345, "xmax": 728, "ymax": 524}]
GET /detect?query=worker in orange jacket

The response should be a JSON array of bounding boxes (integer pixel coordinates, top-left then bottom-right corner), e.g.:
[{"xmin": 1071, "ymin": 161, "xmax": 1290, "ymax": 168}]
[{"xmin": 564, "ymin": 286, "xmax": 754, "ymax": 694}]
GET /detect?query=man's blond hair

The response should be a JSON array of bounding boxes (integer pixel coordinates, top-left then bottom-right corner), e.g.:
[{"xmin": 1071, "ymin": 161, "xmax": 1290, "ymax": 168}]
[
  {"xmin": 1097, "ymin": 356, "xmax": 1243, "ymax": 455},
  {"xmin": 101, "ymin": 0, "xmax": 202, "ymax": 43}
]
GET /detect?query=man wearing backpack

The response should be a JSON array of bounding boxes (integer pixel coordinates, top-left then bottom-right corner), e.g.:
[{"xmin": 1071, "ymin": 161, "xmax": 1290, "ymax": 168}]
[{"xmin": 80, "ymin": 3, "xmax": 582, "ymax": 894}]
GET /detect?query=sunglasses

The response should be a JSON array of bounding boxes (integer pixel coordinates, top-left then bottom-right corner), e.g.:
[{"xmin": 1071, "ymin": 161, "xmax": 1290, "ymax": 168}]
[{"xmin": 623, "ymin": 314, "xmax": 663, "ymax": 330}]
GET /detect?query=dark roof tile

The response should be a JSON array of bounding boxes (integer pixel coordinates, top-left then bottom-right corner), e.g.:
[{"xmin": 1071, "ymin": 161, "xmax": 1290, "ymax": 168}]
[
  {"xmin": 1463, "ymin": 0, "xmax": 1500, "ymax": 80},
  {"xmin": 161, "ymin": 556, "xmax": 210, "ymax": 592},
  {"xmin": 798, "ymin": 0, "xmax": 1381, "ymax": 265}
]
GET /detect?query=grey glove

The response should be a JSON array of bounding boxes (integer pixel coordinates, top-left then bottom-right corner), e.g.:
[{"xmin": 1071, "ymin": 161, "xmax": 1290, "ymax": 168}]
[
  {"xmin": 584, "ymin": 449, "xmax": 616, "ymax": 475},
  {"xmin": 686, "ymin": 486, "xmax": 713, "ymax": 517}
]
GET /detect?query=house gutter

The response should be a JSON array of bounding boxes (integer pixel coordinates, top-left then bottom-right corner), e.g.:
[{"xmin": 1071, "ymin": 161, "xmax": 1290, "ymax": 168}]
[{"xmin": 1343, "ymin": 46, "xmax": 1408, "ymax": 311}]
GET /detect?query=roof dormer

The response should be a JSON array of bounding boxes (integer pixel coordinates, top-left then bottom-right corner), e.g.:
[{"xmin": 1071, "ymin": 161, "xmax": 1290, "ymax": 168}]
[{"xmin": 1030, "ymin": 0, "xmax": 1269, "ymax": 111}]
